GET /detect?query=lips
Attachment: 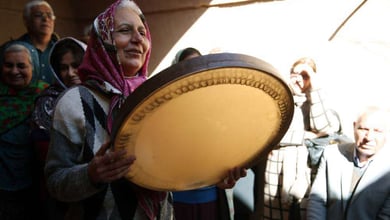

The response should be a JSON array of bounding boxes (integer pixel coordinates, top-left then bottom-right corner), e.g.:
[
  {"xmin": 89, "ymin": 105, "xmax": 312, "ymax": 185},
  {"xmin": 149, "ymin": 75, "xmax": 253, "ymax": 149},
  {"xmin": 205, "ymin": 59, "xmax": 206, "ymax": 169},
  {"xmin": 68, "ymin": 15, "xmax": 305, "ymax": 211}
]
[
  {"xmin": 41, "ymin": 23, "xmax": 51, "ymax": 27},
  {"xmin": 70, "ymin": 78, "xmax": 81, "ymax": 83},
  {"xmin": 125, "ymin": 48, "xmax": 142, "ymax": 55},
  {"xmin": 10, "ymin": 74, "xmax": 24, "ymax": 80},
  {"xmin": 68, "ymin": 76, "xmax": 81, "ymax": 85}
]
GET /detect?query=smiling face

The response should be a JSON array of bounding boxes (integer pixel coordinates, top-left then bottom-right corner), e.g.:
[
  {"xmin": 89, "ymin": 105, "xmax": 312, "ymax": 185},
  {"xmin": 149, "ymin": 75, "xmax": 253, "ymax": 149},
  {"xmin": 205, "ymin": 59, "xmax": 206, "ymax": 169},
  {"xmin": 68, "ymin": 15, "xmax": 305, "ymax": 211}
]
[
  {"xmin": 112, "ymin": 6, "xmax": 150, "ymax": 77},
  {"xmin": 58, "ymin": 51, "xmax": 82, "ymax": 87},
  {"xmin": 1, "ymin": 50, "xmax": 33, "ymax": 90}
]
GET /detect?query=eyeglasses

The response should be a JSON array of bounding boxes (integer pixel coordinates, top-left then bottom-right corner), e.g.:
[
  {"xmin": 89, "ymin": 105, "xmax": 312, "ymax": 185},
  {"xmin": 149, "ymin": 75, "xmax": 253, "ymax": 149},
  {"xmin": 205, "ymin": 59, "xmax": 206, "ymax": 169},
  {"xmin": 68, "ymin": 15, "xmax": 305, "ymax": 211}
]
[{"xmin": 32, "ymin": 12, "xmax": 56, "ymax": 20}]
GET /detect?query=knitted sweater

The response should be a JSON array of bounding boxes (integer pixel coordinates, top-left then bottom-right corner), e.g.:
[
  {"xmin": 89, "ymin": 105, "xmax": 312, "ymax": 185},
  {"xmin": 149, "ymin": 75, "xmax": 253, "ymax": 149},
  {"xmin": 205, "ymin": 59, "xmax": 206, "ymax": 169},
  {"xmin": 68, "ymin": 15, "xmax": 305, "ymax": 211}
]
[{"xmin": 45, "ymin": 85, "xmax": 174, "ymax": 220}]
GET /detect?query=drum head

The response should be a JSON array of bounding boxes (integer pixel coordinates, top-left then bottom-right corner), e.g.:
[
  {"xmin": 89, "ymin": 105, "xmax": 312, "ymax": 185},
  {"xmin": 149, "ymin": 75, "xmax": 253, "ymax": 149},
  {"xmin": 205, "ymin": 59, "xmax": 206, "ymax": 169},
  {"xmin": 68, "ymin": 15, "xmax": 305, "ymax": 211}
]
[{"xmin": 112, "ymin": 53, "xmax": 294, "ymax": 191}]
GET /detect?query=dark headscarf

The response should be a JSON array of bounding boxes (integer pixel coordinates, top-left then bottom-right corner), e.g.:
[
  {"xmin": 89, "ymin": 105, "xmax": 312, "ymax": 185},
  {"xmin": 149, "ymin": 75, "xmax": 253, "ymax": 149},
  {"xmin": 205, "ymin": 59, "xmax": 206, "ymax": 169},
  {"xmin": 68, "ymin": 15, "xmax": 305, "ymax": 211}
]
[{"xmin": 31, "ymin": 37, "xmax": 87, "ymax": 131}]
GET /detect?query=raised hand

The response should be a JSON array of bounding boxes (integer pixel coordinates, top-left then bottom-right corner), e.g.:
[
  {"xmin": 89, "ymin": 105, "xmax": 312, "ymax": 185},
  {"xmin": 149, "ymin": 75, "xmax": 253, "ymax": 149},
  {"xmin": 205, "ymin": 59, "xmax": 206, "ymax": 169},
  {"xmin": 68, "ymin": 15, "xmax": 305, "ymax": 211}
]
[
  {"xmin": 216, "ymin": 167, "xmax": 247, "ymax": 189},
  {"xmin": 88, "ymin": 141, "xmax": 136, "ymax": 184}
]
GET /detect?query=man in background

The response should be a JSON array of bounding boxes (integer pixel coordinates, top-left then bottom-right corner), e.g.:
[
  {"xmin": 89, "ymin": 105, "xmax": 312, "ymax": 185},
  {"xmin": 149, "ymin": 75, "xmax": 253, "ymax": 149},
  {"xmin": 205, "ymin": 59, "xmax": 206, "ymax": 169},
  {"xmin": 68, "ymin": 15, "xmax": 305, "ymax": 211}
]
[
  {"xmin": 307, "ymin": 105, "xmax": 390, "ymax": 219},
  {"xmin": 1, "ymin": 0, "xmax": 58, "ymax": 84}
]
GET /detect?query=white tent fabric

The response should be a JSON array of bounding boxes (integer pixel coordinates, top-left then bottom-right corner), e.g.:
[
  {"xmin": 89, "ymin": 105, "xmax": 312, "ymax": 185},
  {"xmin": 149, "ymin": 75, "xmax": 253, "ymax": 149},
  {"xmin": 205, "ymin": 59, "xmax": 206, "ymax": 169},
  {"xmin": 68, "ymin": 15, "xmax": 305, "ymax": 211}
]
[{"xmin": 154, "ymin": 0, "xmax": 390, "ymax": 136}]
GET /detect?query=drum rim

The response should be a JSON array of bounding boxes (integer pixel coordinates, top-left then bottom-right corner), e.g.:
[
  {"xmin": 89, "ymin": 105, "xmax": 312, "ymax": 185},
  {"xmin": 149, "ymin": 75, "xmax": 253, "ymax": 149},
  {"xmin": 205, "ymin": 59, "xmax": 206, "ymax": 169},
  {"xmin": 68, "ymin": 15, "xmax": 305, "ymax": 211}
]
[
  {"xmin": 111, "ymin": 52, "xmax": 295, "ymax": 189},
  {"xmin": 112, "ymin": 52, "xmax": 293, "ymax": 139}
]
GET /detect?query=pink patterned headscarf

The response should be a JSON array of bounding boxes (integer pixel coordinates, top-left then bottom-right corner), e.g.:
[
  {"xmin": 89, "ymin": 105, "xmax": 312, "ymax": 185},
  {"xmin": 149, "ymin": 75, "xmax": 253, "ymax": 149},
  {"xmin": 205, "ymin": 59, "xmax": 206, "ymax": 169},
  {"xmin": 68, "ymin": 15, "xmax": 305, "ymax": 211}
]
[
  {"xmin": 77, "ymin": 1, "xmax": 168, "ymax": 219},
  {"xmin": 78, "ymin": 0, "xmax": 152, "ymax": 134}
]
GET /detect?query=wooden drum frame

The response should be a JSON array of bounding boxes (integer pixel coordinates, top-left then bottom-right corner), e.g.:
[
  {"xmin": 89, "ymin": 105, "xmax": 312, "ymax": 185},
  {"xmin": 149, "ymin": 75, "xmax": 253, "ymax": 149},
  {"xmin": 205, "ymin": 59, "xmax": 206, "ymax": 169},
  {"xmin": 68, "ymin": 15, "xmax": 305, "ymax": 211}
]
[{"xmin": 112, "ymin": 53, "xmax": 294, "ymax": 191}]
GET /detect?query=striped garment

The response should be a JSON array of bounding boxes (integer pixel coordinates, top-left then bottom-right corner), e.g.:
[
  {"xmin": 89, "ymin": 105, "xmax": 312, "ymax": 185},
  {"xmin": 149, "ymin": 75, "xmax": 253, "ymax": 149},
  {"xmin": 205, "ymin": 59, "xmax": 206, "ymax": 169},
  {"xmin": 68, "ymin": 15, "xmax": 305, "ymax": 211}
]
[
  {"xmin": 253, "ymin": 89, "xmax": 342, "ymax": 220},
  {"xmin": 45, "ymin": 85, "xmax": 174, "ymax": 220}
]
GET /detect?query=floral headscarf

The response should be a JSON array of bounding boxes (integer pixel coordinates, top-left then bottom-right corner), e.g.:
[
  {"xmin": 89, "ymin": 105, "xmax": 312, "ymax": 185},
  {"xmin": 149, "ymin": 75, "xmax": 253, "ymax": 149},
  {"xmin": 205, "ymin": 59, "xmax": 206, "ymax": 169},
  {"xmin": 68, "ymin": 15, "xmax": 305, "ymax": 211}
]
[
  {"xmin": 0, "ymin": 42, "xmax": 49, "ymax": 134},
  {"xmin": 78, "ymin": 0, "xmax": 151, "ymax": 134},
  {"xmin": 77, "ymin": 1, "xmax": 169, "ymax": 219},
  {"xmin": 0, "ymin": 81, "xmax": 48, "ymax": 134}
]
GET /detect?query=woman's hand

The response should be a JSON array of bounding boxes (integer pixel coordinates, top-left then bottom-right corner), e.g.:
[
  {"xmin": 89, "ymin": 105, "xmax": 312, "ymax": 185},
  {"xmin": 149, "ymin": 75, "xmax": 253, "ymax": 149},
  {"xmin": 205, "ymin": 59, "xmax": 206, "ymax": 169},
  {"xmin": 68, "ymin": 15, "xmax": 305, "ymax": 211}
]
[
  {"xmin": 88, "ymin": 141, "xmax": 136, "ymax": 185},
  {"xmin": 306, "ymin": 68, "xmax": 322, "ymax": 92},
  {"xmin": 290, "ymin": 64, "xmax": 320, "ymax": 94},
  {"xmin": 216, "ymin": 167, "xmax": 247, "ymax": 189}
]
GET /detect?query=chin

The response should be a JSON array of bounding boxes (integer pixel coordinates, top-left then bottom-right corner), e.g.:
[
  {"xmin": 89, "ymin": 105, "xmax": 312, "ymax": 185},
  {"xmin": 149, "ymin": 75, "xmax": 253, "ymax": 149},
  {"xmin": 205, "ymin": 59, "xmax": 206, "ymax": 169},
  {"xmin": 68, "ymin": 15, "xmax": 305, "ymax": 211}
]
[
  {"xmin": 358, "ymin": 148, "xmax": 375, "ymax": 156},
  {"xmin": 123, "ymin": 63, "xmax": 142, "ymax": 74}
]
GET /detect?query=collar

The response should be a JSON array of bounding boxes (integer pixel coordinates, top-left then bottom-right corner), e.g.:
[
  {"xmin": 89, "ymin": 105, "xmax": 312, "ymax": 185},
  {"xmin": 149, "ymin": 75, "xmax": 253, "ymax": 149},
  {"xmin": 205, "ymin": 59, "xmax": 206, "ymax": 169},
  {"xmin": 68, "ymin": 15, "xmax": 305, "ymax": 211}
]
[
  {"xmin": 18, "ymin": 33, "xmax": 59, "ymax": 51},
  {"xmin": 353, "ymin": 149, "xmax": 373, "ymax": 168}
]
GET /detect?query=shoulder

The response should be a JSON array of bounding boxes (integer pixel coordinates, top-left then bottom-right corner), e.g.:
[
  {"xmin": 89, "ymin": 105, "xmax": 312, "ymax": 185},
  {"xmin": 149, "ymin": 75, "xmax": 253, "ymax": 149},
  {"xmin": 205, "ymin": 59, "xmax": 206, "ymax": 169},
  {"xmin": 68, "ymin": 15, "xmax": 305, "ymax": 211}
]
[
  {"xmin": 0, "ymin": 39, "xmax": 36, "ymax": 55},
  {"xmin": 5, "ymin": 36, "xmax": 34, "ymax": 50},
  {"xmin": 54, "ymin": 86, "xmax": 92, "ymax": 113},
  {"xmin": 38, "ymin": 85, "xmax": 63, "ymax": 97},
  {"xmin": 373, "ymin": 143, "xmax": 390, "ymax": 164},
  {"xmin": 51, "ymin": 87, "xmax": 90, "ymax": 132},
  {"xmin": 16, "ymin": 33, "xmax": 30, "ymax": 42},
  {"xmin": 56, "ymin": 85, "xmax": 109, "ymax": 111},
  {"xmin": 35, "ymin": 80, "xmax": 50, "ymax": 91},
  {"xmin": 57, "ymin": 86, "xmax": 82, "ymax": 99},
  {"xmin": 51, "ymin": 33, "xmax": 60, "ymax": 42},
  {"xmin": 321, "ymin": 144, "xmax": 338, "ymax": 157},
  {"xmin": 323, "ymin": 142, "xmax": 354, "ymax": 161}
]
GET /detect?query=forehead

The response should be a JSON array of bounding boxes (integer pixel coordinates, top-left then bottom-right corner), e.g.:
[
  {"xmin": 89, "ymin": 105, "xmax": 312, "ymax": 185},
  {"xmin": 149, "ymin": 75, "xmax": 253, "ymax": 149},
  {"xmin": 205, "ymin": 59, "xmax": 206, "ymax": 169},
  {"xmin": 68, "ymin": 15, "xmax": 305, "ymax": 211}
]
[
  {"xmin": 60, "ymin": 51, "xmax": 76, "ymax": 62},
  {"xmin": 4, "ymin": 51, "xmax": 30, "ymax": 62},
  {"xmin": 357, "ymin": 111, "xmax": 388, "ymax": 129},
  {"xmin": 114, "ymin": 7, "xmax": 144, "ymax": 27},
  {"xmin": 31, "ymin": 4, "xmax": 52, "ymax": 13}
]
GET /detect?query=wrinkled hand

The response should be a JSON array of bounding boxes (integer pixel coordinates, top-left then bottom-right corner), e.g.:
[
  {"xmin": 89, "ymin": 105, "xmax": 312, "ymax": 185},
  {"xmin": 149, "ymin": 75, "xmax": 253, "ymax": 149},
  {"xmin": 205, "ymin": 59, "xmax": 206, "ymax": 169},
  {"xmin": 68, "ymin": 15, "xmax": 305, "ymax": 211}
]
[
  {"xmin": 216, "ymin": 167, "xmax": 247, "ymax": 189},
  {"xmin": 88, "ymin": 141, "xmax": 135, "ymax": 185}
]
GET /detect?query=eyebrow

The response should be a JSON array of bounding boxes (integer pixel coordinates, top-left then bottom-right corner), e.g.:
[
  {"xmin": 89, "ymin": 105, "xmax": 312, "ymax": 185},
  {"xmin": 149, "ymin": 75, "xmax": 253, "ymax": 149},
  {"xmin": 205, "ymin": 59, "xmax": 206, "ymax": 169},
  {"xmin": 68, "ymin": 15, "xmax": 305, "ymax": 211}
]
[{"xmin": 116, "ymin": 22, "xmax": 146, "ymax": 30}]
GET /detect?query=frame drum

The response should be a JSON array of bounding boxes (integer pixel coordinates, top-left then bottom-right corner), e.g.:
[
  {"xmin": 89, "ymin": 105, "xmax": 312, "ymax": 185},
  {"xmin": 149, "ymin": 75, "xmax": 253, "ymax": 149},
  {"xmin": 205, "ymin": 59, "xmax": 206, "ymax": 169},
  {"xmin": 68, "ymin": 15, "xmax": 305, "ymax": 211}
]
[{"xmin": 112, "ymin": 53, "xmax": 294, "ymax": 191}]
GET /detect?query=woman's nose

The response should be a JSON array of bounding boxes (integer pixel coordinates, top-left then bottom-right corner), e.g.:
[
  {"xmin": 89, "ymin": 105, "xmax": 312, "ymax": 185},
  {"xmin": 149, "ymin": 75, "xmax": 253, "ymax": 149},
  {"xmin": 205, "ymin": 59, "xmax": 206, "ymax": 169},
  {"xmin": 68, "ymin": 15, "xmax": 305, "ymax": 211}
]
[
  {"xmin": 64, "ymin": 65, "xmax": 75, "ymax": 72},
  {"xmin": 131, "ymin": 32, "xmax": 143, "ymax": 42},
  {"xmin": 11, "ymin": 66, "xmax": 20, "ymax": 74}
]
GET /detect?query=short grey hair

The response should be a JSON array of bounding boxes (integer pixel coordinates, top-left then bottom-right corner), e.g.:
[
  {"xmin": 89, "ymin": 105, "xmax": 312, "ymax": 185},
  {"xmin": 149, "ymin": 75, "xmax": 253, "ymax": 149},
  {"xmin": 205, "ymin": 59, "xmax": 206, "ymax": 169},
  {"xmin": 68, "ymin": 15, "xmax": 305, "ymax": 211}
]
[
  {"xmin": 23, "ymin": 0, "xmax": 54, "ymax": 20},
  {"xmin": 3, "ymin": 43, "xmax": 33, "ymax": 67}
]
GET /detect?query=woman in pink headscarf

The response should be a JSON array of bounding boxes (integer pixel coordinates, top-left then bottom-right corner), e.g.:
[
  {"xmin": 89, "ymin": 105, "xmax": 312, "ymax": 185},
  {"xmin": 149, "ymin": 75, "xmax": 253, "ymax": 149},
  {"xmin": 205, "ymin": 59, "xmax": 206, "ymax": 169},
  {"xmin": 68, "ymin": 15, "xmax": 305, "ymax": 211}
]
[
  {"xmin": 44, "ymin": 1, "xmax": 173, "ymax": 219},
  {"xmin": 45, "ymin": 1, "xmax": 245, "ymax": 219}
]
